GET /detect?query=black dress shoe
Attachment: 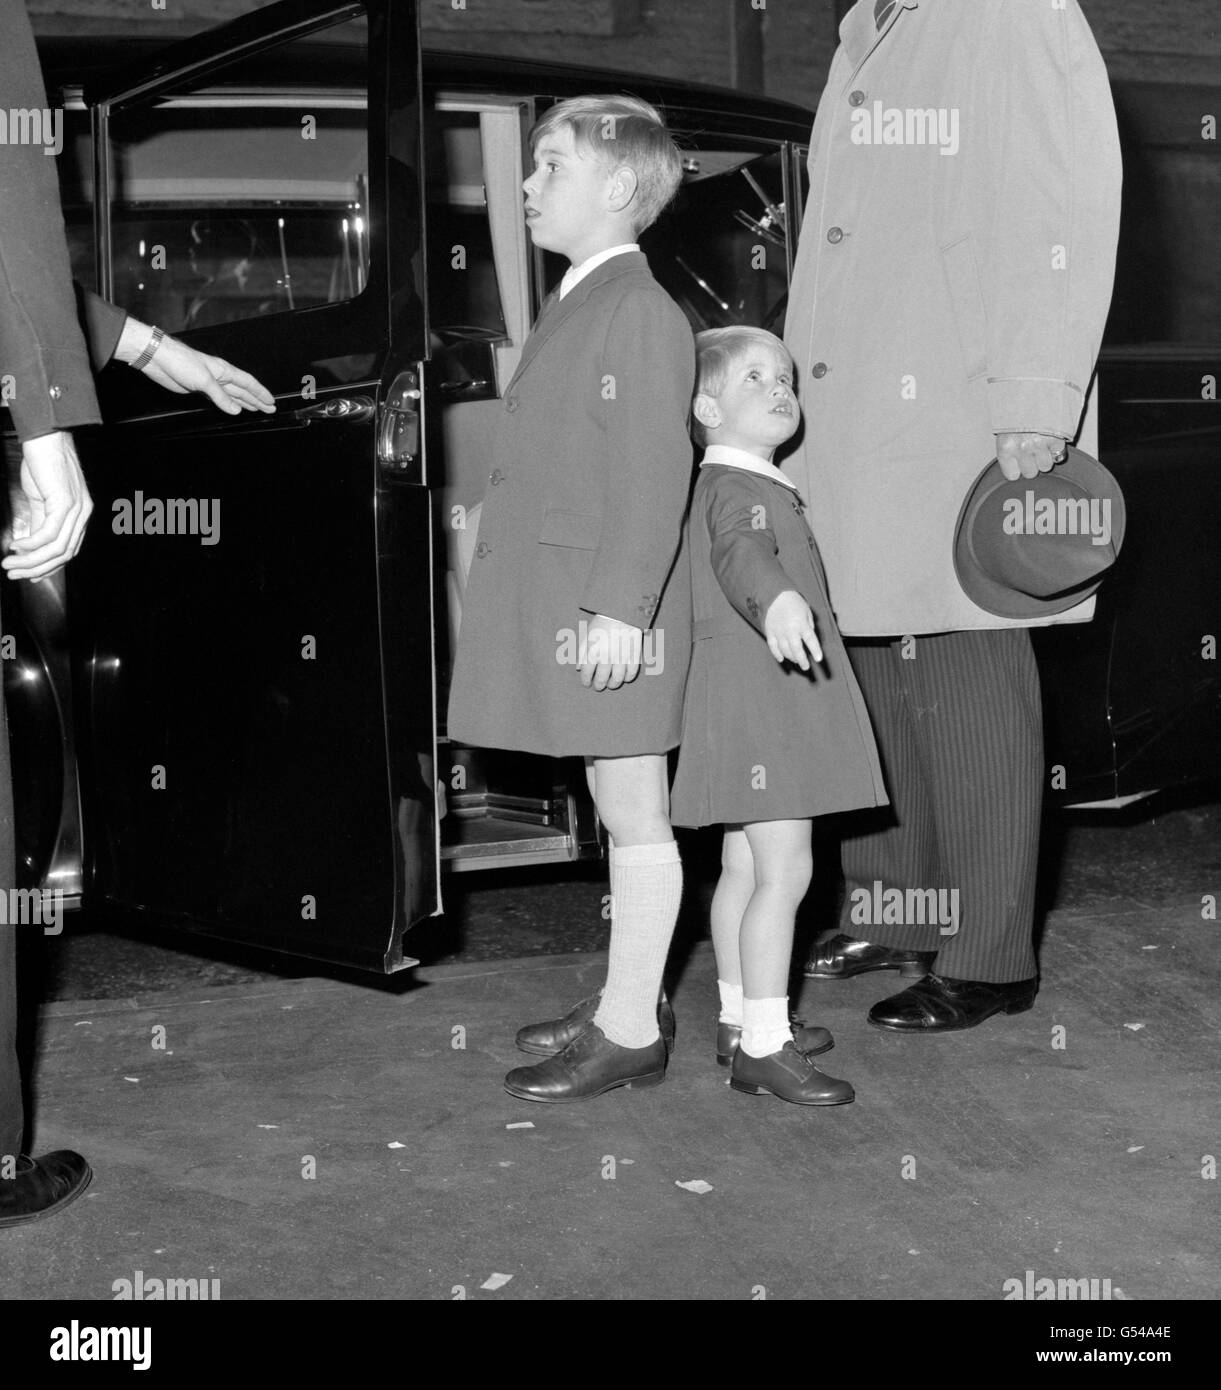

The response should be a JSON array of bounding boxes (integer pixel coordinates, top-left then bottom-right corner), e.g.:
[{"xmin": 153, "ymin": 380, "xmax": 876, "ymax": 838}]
[
  {"xmin": 716, "ymin": 1021, "xmax": 833, "ymax": 1067},
  {"xmin": 0, "ymin": 1151, "xmax": 92, "ymax": 1228},
  {"xmin": 804, "ymin": 932, "xmax": 936, "ymax": 980},
  {"xmin": 730, "ymin": 1041, "xmax": 855, "ymax": 1106},
  {"xmin": 515, "ymin": 990, "xmax": 676, "ymax": 1057},
  {"xmin": 868, "ymin": 972, "xmax": 1038, "ymax": 1032},
  {"xmin": 504, "ymin": 1023, "xmax": 667, "ymax": 1102}
]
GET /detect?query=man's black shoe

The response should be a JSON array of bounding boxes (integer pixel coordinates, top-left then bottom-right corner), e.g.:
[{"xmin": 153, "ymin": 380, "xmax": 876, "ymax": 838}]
[
  {"xmin": 804, "ymin": 932, "xmax": 936, "ymax": 980},
  {"xmin": 867, "ymin": 972, "xmax": 1038, "ymax": 1032}
]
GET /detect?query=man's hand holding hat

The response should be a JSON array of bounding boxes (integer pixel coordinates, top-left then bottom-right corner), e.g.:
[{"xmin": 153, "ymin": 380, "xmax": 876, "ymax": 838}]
[{"xmin": 995, "ymin": 432, "xmax": 1068, "ymax": 481}]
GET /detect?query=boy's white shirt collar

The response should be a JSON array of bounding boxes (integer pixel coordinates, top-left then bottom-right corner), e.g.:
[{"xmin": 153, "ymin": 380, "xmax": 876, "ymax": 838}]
[
  {"xmin": 700, "ymin": 443, "xmax": 802, "ymax": 496},
  {"xmin": 559, "ymin": 243, "xmax": 639, "ymax": 299}
]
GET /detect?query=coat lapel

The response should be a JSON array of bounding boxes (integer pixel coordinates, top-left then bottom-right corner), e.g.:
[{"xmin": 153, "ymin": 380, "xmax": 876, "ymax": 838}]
[
  {"xmin": 506, "ymin": 252, "xmax": 650, "ymax": 394},
  {"xmin": 840, "ymin": 0, "xmax": 918, "ymax": 72}
]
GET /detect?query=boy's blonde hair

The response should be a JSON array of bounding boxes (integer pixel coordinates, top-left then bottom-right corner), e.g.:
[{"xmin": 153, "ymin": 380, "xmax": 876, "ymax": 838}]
[
  {"xmin": 691, "ymin": 326, "xmax": 795, "ymax": 446},
  {"xmin": 529, "ymin": 94, "xmax": 683, "ymax": 234}
]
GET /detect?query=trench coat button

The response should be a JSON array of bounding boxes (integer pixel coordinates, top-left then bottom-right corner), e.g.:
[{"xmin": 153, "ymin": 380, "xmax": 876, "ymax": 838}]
[
  {"xmin": 811, "ymin": 362, "xmax": 829, "ymax": 379},
  {"xmin": 489, "ymin": 469, "xmax": 505, "ymax": 485},
  {"xmin": 849, "ymin": 89, "xmax": 866, "ymax": 106},
  {"xmin": 48, "ymin": 385, "xmax": 63, "ymax": 399},
  {"xmin": 475, "ymin": 542, "xmax": 490, "ymax": 558},
  {"xmin": 505, "ymin": 397, "xmax": 519, "ymax": 413},
  {"xmin": 827, "ymin": 226, "xmax": 844, "ymax": 244}
]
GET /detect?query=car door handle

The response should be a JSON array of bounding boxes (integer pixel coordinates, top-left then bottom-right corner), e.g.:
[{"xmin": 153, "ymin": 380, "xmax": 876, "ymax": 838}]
[
  {"xmin": 437, "ymin": 379, "xmax": 490, "ymax": 395},
  {"xmin": 292, "ymin": 395, "xmax": 376, "ymax": 423}
]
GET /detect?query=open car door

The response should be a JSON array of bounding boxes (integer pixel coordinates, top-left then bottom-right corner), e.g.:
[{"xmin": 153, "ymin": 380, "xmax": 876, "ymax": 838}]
[{"xmin": 71, "ymin": 0, "xmax": 436, "ymax": 972}]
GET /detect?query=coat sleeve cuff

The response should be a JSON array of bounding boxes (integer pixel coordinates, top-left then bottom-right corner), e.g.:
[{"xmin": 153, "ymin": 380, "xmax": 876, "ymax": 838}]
[
  {"xmin": 986, "ymin": 376, "xmax": 1085, "ymax": 439},
  {"xmin": 75, "ymin": 284, "xmax": 128, "ymax": 370}
]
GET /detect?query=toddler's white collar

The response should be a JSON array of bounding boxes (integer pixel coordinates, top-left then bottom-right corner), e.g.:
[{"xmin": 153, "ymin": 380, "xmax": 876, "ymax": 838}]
[{"xmin": 700, "ymin": 444, "xmax": 801, "ymax": 496}]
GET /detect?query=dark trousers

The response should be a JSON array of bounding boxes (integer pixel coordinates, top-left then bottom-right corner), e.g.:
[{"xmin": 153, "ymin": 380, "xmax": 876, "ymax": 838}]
[
  {"xmin": 839, "ymin": 629, "xmax": 1042, "ymax": 983},
  {"xmin": 0, "ymin": 621, "xmax": 19, "ymax": 1157}
]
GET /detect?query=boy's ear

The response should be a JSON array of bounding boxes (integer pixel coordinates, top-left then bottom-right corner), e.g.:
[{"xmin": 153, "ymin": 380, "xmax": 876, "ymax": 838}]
[
  {"xmin": 607, "ymin": 164, "xmax": 639, "ymax": 216},
  {"xmin": 692, "ymin": 393, "xmax": 721, "ymax": 430}
]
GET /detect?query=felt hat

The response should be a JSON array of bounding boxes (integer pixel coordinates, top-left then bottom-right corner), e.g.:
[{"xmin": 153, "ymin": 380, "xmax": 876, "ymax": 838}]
[{"xmin": 953, "ymin": 446, "xmax": 1126, "ymax": 619}]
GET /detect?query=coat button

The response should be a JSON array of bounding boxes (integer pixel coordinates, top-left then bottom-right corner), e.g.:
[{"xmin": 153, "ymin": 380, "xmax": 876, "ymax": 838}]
[
  {"xmin": 48, "ymin": 385, "xmax": 63, "ymax": 399},
  {"xmin": 811, "ymin": 362, "xmax": 829, "ymax": 379},
  {"xmin": 475, "ymin": 542, "xmax": 490, "ymax": 558},
  {"xmin": 489, "ymin": 469, "xmax": 504, "ymax": 485},
  {"xmin": 849, "ymin": 89, "xmax": 866, "ymax": 106},
  {"xmin": 827, "ymin": 226, "xmax": 844, "ymax": 244},
  {"xmin": 505, "ymin": 397, "xmax": 519, "ymax": 413}
]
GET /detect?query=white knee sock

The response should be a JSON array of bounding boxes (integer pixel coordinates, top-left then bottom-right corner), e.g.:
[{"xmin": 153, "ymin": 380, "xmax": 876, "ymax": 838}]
[
  {"xmin": 594, "ymin": 840, "xmax": 682, "ymax": 1049},
  {"xmin": 717, "ymin": 980, "xmax": 744, "ymax": 1027},
  {"xmin": 741, "ymin": 996, "xmax": 791, "ymax": 1058}
]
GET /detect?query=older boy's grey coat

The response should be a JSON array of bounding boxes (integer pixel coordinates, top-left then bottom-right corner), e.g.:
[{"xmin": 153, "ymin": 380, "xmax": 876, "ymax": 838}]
[
  {"xmin": 670, "ymin": 465, "xmax": 888, "ymax": 827},
  {"xmin": 447, "ymin": 252, "xmax": 695, "ymax": 756},
  {"xmin": 782, "ymin": 0, "xmax": 1122, "ymax": 636}
]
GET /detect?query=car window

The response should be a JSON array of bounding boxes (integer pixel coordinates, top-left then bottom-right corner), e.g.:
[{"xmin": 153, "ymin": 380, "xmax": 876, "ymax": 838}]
[
  {"xmin": 102, "ymin": 15, "xmax": 370, "ymax": 335},
  {"xmin": 642, "ymin": 143, "xmax": 790, "ymax": 336}
]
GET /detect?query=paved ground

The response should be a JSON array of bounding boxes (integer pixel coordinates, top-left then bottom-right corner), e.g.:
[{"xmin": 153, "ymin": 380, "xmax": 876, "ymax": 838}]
[
  {"xmin": 6, "ymin": 879, "xmax": 1218, "ymax": 1300},
  {"xmin": 4, "ymin": 789, "xmax": 1218, "ymax": 1301}
]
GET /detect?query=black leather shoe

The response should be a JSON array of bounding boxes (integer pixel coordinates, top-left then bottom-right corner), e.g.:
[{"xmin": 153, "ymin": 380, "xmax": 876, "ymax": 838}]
[
  {"xmin": 504, "ymin": 1023, "xmax": 667, "ymax": 1102},
  {"xmin": 716, "ymin": 1021, "xmax": 833, "ymax": 1067},
  {"xmin": 0, "ymin": 1151, "xmax": 92, "ymax": 1228},
  {"xmin": 867, "ymin": 972, "xmax": 1038, "ymax": 1032},
  {"xmin": 730, "ymin": 1041, "xmax": 854, "ymax": 1106},
  {"xmin": 515, "ymin": 990, "xmax": 676, "ymax": 1057},
  {"xmin": 804, "ymin": 932, "xmax": 936, "ymax": 980}
]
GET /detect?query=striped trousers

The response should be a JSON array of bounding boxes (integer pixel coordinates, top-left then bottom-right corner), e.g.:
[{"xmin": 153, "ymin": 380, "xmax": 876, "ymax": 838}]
[{"xmin": 838, "ymin": 629, "xmax": 1042, "ymax": 983}]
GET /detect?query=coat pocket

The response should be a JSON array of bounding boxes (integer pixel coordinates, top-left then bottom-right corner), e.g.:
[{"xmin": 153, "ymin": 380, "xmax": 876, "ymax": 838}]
[
  {"xmin": 538, "ymin": 509, "xmax": 600, "ymax": 551},
  {"xmin": 939, "ymin": 234, "xmax": 989, "ymax": 382}
]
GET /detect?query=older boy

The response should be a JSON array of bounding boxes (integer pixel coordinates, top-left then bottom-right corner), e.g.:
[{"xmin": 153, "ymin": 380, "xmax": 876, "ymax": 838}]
[{"xmin": 447, "ymin": 96, "xmax": 694, "ymax": 1102}]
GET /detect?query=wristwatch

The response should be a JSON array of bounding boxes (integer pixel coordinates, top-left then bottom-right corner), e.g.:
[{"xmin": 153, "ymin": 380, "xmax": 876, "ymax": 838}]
[{"xmin": 131, "ymin": 326, "xmax": 165, "ymax": 371}]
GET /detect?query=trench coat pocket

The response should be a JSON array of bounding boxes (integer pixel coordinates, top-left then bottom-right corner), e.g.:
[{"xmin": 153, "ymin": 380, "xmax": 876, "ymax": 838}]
[
  {"xmin": 538, "ymin": 509, "xmax": 601, "ymax": 551},
  {"xmin": 940, "ymin": 234, "xmax": 989, "ymax": 382}
]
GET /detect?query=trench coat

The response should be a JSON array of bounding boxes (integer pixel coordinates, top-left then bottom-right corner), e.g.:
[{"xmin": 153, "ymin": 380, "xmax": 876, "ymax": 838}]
[
  {"xmin": 670, "ymin": 464, "xmax": 887, "ymax": 828},
  {"xmin": 782, "ymin": 0, "xmax": 1122, "ymax": 636},
  {"xmin": 446, "ymin": 252, "xmax": 695, "ymax": 757}
]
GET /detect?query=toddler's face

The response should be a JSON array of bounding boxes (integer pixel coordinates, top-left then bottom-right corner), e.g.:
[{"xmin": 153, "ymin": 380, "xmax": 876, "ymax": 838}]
[{"xmin": 708, "ymin": 345, "xmax": 800, "ymax": 452}]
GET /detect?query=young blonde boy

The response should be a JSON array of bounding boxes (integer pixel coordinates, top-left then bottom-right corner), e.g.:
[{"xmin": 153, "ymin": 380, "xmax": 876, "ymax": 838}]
[{"xmin": 447, "ymin": 96, "xmax": 694, "ymax": 1102}]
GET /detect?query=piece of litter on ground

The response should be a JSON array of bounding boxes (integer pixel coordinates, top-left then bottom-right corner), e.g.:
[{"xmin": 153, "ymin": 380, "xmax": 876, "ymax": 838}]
[
  {"xmin": 123, "ymin": 1076, "xmax": 140, "ymax": 1082},
  {"xmin": 387, "ymin": 1141, "xmax": 406, "ymax": 1149},
  {"xmin": 505, "ymin": 1121, "xmax": 534, "ymax": 1130},
  {"xmin": 498, "ymin": 1161, "xmax": 514, "ymax": 1168},
  {"xmin": 281, "ymin": 1004, "xmax": 295, "ymax": 1010},
  {"xmin": 675, "ymin": 1179, "xmax": 713, "ymax": 1195},
  {"xmin": 257, "ymin": 1124, "xmax": 279, "ymax": 1130},
  {"xmin": 620, "ymin": 1158, "xmax": 635, "ymax": 1165},
  {"xmin": 1123, "ymin": 1022, "xmax": 1145, "ymax": 1031},
  {"xmin": 481, "ymin": 1272, "xmax": 513, "ymax": 1291},
  {"xmin": 73, "ymin": 1021, "xmax": 93, "ymax": 1027},
  {"xmin": 153, "ymin": 1249, "xmax": 165, "ymax": 1255},
  {"xmin": 907, "ymin": 1248, "xmax": 920, "ymax": 1256},
  {"xmin": 1127, "ymin": 1145, "xmax": 1145, "ymax": 1153},
  {"xmin": 1141, "ymin": 945, "xmax": 1158, "ymax": 950}
]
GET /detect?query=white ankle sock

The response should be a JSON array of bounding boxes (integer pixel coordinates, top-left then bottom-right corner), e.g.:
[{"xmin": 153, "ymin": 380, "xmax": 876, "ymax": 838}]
[
  {"xmin": 594, "ymin": 840, "xmax": 682, "ymax": 1049},
  {"xmin": 717, "ymin": 980, "xmax": 744, "ymax": 1027},
  {"xmin": 741, "ymin": 996, "xmax": 791, "ymax": 1058}
]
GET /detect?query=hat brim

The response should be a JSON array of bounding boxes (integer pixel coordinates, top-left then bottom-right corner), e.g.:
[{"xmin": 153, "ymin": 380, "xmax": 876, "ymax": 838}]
[{"xmin": 953, "ymin": 447, "xmax": 1127, "ymax": 619}]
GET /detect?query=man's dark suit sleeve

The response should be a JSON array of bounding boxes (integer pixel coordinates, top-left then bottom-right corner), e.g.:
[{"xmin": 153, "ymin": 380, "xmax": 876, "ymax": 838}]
[{"xmin": 0, "ymin": 0, "xmax": 102, "ymax": 441}]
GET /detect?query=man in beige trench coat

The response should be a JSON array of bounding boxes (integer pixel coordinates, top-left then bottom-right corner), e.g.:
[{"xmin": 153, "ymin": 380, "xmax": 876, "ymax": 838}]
[{"xmin": 783, "ymin": 0, "xmax": 1122, "ymax": 1030}]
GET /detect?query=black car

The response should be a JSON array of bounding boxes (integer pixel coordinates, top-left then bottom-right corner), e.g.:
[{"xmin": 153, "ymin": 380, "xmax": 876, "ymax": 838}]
[{"xmin": 4, "ymin": 0, "xmax": 1218, "ymax": 975}]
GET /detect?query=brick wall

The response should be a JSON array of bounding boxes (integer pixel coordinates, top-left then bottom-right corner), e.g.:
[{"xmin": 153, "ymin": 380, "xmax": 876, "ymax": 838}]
[{"xmin": 26, "ymin": 0, "xmax": 1221, "ymax": 101}]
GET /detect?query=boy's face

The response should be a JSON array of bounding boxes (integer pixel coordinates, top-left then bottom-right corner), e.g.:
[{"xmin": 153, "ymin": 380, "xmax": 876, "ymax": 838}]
[
  {"xmin": 698, "ymin": 344, "xmax": 799, "ymax": 458},
  {"xmin": 523, "ymin": 124, "xmax": 629, "ymax": 265}
]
